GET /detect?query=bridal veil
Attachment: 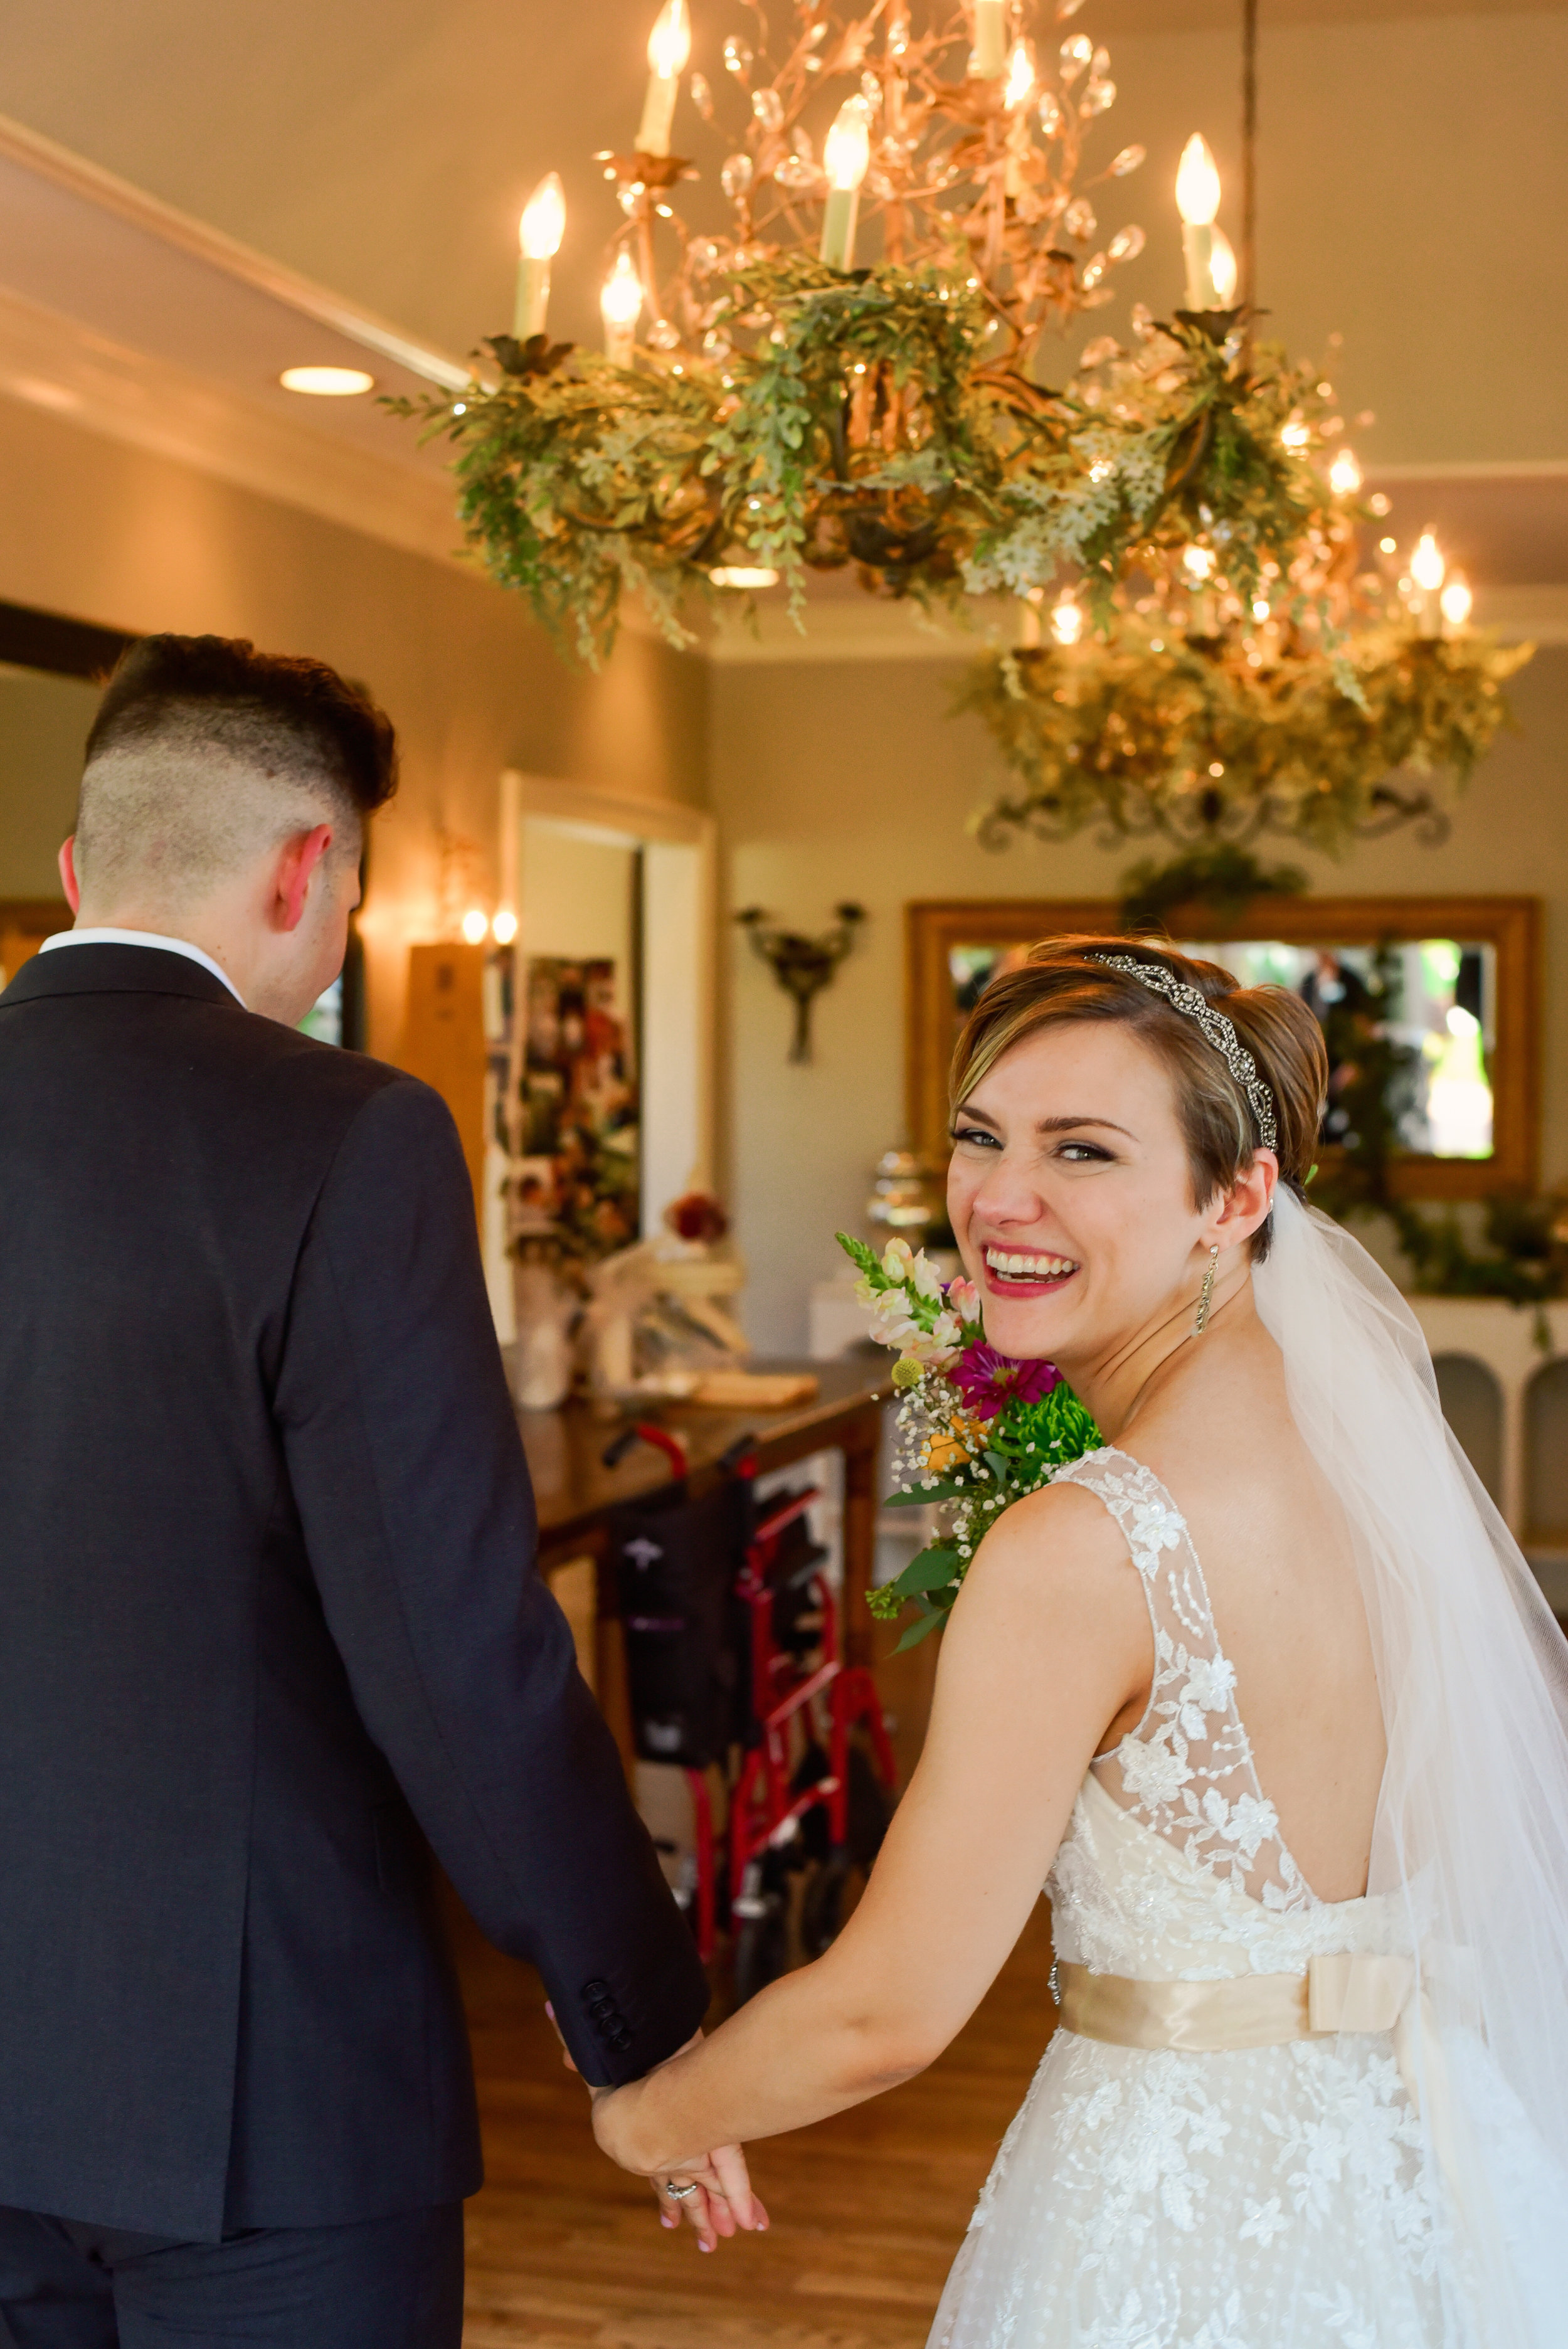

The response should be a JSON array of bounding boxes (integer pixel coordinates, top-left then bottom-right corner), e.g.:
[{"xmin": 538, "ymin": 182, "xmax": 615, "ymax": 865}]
[{"xmin": 1254, "ymin": 1189, "xmax": 1568, "ymax": 2345}]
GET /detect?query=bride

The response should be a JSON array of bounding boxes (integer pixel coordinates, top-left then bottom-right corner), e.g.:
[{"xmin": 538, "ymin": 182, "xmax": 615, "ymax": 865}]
[{"xmin": 593, "ymin": 935, "xmax": 1568, "ymax": 2347}]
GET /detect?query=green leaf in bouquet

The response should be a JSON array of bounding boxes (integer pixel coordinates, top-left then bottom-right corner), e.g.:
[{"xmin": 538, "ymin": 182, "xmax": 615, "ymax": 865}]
[
  {"xmin": 890, "ymin": 1541, "xmax": 963, "ymax": 1596},
  {"xmin": 883, "ymin": 1476, "xmax": 976, "ymax": 1508},
  {"xmin": 895, "ymin": 1599, "xmax": 951, "ymax": 1653}
]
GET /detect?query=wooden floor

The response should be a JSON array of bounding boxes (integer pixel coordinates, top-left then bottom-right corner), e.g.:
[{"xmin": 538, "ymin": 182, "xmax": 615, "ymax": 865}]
[
  {"xmin": 456, "ymin": 1901, "xmax": 1056, "ymax": 2349},
  {"xmin": 455, "ymin": 1630, "xmax": 1059, "ymax": 2349}
]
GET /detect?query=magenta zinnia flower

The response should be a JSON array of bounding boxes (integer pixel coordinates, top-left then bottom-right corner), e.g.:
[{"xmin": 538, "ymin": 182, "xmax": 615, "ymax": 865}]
[{"xmin": 949, "ymin": 1345, "xmax": 1062, "ymax": 1421}]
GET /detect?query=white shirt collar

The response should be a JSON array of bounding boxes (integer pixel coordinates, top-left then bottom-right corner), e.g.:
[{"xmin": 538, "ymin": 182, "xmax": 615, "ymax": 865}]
[{"xmin": 40, "ymin": 928, "xmax": 246, "ymax": 1007}]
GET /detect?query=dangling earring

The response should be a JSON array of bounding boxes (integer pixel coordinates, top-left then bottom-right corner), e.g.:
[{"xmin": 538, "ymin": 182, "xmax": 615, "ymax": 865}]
[{"xmin": 1194, "ymin": 1243, "xmax": 1221, "ymax": 1336}]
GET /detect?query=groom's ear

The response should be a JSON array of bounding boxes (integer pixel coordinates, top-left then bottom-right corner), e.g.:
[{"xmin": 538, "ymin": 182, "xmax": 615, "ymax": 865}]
[{"xmin": 272, "ymin": 825, "xmax": 334, "ymax": 933}]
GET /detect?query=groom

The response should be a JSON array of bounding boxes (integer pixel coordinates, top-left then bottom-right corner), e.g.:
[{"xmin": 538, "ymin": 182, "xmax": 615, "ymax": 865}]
[{"xmin": 0, "ymin": 635, "xmax": 716, "ymax": 2344}]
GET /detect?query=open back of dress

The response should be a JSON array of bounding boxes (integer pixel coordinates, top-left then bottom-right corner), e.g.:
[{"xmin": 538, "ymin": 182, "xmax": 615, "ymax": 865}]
[{"xmin": 930, "ymin": 1446, "xmax": 1458, "ymax": 2349}]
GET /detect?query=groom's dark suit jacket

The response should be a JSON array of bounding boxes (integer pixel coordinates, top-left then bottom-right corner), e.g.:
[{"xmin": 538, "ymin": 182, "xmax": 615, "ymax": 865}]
[{"xmin": 0, "ymin": 943, "xmax": 707, "ymax": 2241}]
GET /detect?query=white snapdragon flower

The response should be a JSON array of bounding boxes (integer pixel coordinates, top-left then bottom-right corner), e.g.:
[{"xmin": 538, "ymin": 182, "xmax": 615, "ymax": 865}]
[{"xmin": 909, "ymin": 1250, "xmax": 945, "ymax": 1303}]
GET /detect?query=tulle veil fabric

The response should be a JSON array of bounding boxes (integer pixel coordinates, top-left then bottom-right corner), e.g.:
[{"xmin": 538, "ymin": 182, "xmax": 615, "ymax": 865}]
[{"xmin": 1254, "ymin": 1189, "xmax": 1568, "ymax": 2345}]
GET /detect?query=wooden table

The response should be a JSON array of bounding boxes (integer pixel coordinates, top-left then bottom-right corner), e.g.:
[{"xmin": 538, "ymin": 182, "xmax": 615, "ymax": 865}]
[{"xmin": 518, "ymin": 1355, "xmax": 892, "ymax": 1763}]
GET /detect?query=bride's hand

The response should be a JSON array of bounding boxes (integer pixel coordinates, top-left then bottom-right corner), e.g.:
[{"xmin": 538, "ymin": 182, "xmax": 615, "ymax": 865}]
[{"xmin": 592, "ymin": 2077, "xmax": 766, "ymax": 2252}]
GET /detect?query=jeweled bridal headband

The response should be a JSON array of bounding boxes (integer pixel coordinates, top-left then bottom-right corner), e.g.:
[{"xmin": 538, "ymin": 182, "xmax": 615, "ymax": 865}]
[{"xmin": 1089, "ymin": 953, "xmax": 1279, "ymax": 1153}]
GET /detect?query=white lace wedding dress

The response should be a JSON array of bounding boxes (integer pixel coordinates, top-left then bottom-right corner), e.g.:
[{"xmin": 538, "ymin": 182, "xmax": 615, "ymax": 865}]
[{"xmin": 929, "ymin": 1447, "xmax": 1459, "ymax": 2349}]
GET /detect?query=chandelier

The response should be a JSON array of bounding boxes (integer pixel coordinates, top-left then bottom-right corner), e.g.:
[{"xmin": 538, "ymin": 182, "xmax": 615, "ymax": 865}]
[{"xmin": 393, "ymin": 0, "xmax": 1529, "ymax": 861}]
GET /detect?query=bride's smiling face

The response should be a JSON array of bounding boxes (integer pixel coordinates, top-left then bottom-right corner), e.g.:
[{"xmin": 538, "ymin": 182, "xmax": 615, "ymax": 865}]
[{"xmin": 948, "ymin": 1016, "xmax": 1221, "ymax": 1365}]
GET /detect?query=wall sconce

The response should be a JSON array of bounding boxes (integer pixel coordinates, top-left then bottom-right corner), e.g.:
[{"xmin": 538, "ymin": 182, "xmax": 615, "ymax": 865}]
[{"xmin": 736, "ymin": 903, "xmax": 867, "ymax": 1064}]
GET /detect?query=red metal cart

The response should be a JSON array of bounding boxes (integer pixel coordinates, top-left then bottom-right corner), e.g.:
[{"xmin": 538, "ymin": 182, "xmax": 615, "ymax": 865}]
[{"xmin": 605, "ymin": 1423, "xmax": 898, "ymax": 1993}]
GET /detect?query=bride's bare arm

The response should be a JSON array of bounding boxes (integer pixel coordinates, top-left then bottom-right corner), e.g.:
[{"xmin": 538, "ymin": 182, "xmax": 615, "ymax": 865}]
[{"xmin": 592, "ymin": 1480, "xmax": 1150, "ymax": 2178}]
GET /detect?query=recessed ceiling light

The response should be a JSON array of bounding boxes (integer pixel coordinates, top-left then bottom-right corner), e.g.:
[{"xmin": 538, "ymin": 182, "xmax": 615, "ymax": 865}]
[{"xmin": 279, "ymin": 366, "xmax": 375, "ymax": 396}]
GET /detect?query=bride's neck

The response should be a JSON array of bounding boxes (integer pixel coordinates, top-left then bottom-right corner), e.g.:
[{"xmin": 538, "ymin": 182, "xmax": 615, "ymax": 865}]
[{"xmin": 1066, "ymin": 1258, "xmax": 1257, "ymax": 1441}]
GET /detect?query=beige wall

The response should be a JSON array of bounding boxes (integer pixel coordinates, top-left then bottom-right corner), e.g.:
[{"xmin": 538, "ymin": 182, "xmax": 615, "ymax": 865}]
[
  {"xmin": 0, "ymin": 395, "xmax": 707, "ymax": 1056},
  {"xmin": 710, "ymin": 646, "xmax": 1568, "ymax": 1352}
]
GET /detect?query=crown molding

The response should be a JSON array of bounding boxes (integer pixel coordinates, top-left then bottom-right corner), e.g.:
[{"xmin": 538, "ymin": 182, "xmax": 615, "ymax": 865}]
[
  {"xmin": 0, "ymin": 284, "xmax": 471, "ymax": 570},
  {"xmin": 708, "ymin": 578, "xmax": 1568, "ymax": 665},
  {"xmin": 0, "ymin": 112, "xmax": 469, "ymax": 394},
  {"xmin": 505, "ymin": 768, "xmax": 712, "ymax": 846},
  {"xmin": 1472, "ymin": 585, "xmax": 1568, "ymax": 645},
  {"xmin": 1366, "ymin": 460, "xmax": 1568, "ymax": 483},
  {"xmin": 707, "ymin": 595, "xmax": 1017, "ymax": 665}
]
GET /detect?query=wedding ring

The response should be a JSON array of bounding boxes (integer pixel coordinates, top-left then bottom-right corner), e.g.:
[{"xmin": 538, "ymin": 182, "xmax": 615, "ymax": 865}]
[{"xmin": 663, "ymin": 2179, "xmax": 699, "ymax": 2200}]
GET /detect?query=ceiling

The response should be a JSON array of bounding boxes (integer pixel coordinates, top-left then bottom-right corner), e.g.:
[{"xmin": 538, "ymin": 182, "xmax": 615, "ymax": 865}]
[{"xmin": 0, "ymin": 0, "xmax": 1559, "ymax": 640}]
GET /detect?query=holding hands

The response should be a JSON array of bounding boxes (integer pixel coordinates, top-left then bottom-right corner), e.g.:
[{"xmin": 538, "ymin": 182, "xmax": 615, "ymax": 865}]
[{"xmin": 548, "ymin": 2007, "xmax": 766, "ymax": 2256}]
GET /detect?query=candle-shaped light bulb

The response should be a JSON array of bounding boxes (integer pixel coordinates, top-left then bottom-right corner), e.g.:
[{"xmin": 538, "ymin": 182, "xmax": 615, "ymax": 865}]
[
  {"xmin": 601, "ymin": 250, "xmax": 644, "ymax": 366},
  {"xmin": 514, "ymin": 171, "xmax": 566, "ymax": 339},
  {"xmin": 825, "ymin": 94, "xmax": 872, "ymax": 189},
  {"xmin": 491, "ymin": 908, "xmax": 519, "ymax": 946},
  {"xmin": 1051, "ymin": 591, "xmax": 1084, "ymax": 646},
  {"xmin": 520, "ymin": 171, "xmax": 566, "ymax": 260},
  {"xmin": 1411, "ymin": 529, "xmax": 1446, "ymax": 593},
  {"xmin": 1176, "ymin": 132, "xmax": 1222, "ymax": 310},
  {"xmin": 1439, "ymin": 574, "xmax": 1473, "ymax": 630},
  {"xmin": 1411, "ymin": 527, "xmax": 1446, "ymax": 637},
  {"xmin": 460, "ymin": 908, "xmax": 490, "ymax": 946},
  {"xmin": 1208, "ymin": 225, "xmax": 1237, "ymax": 307},
  {"xmin": 1328, "ymin": 447, "xmax": 1362, "ymax": 498},
  {"xmin": 637, "ymin": 0, "xmax": 691, "ymax": 155},
  {"xmin": 647, "ymin": 0, "xmax": 691, "ymax": 75},
  {"xmin": 820, "ymin": 96, "xmax": 871, "ymax": 270},
  {"xmin": 973, "ymin": 0, "xmax": 1008, "ymax": 78},
  {"xmin": 1175, "ymin": 134, "xmax": 1221, "ymax": 225},
  {"xmin": 1002, "ymin": 39, "xmax": 1036, "ymax": 194}
]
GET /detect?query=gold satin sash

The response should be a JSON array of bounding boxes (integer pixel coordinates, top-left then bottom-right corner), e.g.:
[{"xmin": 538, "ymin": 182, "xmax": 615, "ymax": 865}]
[
  {"xmin": 1057, "ymin": 1953, "xmax": 1468, "ymax": 2257},
  {"xmin": 1057, "ymin": 1952, "xmax": 1416, "ymax": 2053}
]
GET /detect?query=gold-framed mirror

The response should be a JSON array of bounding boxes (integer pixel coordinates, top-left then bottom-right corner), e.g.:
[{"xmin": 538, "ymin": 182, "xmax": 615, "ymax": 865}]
[{"xmin": 906, "ymin": 897, "xmax": 1540, "ymax": 1201}]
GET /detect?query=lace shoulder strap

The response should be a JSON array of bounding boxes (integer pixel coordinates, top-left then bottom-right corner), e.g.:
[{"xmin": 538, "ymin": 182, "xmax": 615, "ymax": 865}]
[{"xmin": 1051, "ymin": 1446, "xmax": 1310, "ymax": 1911}]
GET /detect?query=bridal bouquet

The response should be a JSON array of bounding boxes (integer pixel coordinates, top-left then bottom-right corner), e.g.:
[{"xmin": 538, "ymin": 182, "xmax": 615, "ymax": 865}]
[{"xmin": 837, "ymin": 1234, "xmax": 1101, "ymax": 1650}]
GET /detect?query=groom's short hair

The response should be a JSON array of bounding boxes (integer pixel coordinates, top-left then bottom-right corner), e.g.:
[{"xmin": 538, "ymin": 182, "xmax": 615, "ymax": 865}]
[{"xmin": 76, "ymin": 634, "xmax": 398, "ymax": 906}]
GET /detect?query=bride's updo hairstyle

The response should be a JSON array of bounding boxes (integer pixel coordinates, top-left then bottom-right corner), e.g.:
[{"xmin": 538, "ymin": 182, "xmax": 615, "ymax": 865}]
[{"xmin": 950, "ymin": 935, "xmax": 1327, "ymax": 1259}]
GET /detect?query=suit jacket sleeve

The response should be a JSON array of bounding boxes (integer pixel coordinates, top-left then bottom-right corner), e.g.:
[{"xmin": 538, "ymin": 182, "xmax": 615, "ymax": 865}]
[{"xmin": 273, "ymin": 1074, "xmax": 708, "ymax": 2086}]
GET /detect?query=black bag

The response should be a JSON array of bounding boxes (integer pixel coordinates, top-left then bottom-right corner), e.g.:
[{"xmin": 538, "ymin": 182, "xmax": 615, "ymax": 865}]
[{"xmin": 610, "ymin": 1478, "xmax": 749, "ymax": 1771}]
